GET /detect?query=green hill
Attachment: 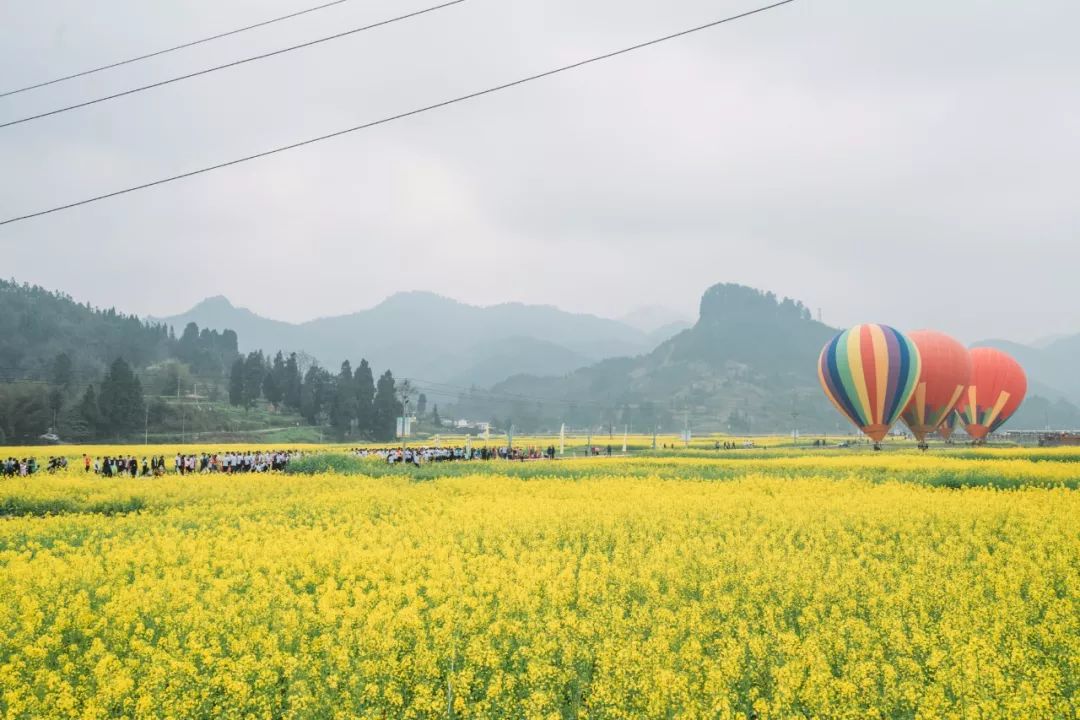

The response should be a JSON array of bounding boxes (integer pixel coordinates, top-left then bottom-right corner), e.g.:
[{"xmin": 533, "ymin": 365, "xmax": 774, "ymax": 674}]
[{"xmin": 455, "ymin": 284, "xmax": 842, "ymax": 433}]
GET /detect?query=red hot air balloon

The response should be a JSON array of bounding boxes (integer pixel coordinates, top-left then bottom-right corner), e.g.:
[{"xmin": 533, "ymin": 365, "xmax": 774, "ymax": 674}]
[
  {"xmin": 900, "ymin": 330, "xmax": 972, "ymax": 446},
  {"xmin": 938, "ymin": 410, "xmax": 961, "ymax": 442},
  {"xmin": 818, "ymin": 324, "xmax": 922, "ymax": 444},
  {"xmin": 955, "ymin": 347, "xmax": 1027, "ymax": 441}
]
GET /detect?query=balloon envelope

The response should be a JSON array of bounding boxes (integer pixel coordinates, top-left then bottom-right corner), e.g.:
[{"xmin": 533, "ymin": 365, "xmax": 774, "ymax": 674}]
[
  {"xmin": 938, "ymin": 409, "xmax": 962, "ymax": 441},
  {"xmin": 900, "ymin": 330, "xmax": 972, "ymax": 442},
  {"xmin": 955, "ymin": 347, "xmax": 1027, "ymax": 440},
  {"xmin": 818, "ymin": 324, "xmax": 922, "ymax": 442}
]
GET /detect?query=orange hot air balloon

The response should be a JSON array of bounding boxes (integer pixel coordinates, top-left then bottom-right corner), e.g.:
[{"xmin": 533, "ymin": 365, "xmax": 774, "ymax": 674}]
[
  {"xmin": 900, "ymin": 330, "xmax": 972, "ymax": 444},
  {"xmin": 955, "ymin": 347, "xmax": 1027, "ymax": 441}
]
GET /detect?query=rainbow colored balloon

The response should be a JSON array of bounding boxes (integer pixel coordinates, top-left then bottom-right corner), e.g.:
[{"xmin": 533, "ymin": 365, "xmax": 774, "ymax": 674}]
[{"xmin": 818, "ymin": 324, "xmax": 922, "ymax": 442}]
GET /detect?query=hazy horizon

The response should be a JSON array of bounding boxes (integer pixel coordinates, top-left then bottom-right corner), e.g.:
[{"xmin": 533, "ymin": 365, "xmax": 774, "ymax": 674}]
[
  {"xmin": 3, "ymin": 0, "xmax": 1078, "ymax": 345},
  {"xmin": 9, "ymin": 272, "xmax": 1062, "ymax": 349}
]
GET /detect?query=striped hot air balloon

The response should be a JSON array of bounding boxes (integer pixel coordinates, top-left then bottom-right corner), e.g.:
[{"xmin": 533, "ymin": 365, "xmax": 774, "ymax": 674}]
[
  {"xmin": 818, "ymin": 324, "xmax": 922, "ymax": 443},
  {"xmin": 955, "ymin": 347, "xmax": 1027, "ymax": 441},
  {"xmin": 900, "ymin": 330, "xmax": 972, "ymax": 444},
  {"xmin": 938, "ymin": 409, "xmax": 962, "ymax": 441}
]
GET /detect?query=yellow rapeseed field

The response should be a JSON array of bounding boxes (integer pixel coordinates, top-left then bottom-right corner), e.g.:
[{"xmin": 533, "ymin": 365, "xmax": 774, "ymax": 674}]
[{"xmin": 0, "ymin": 452, "xmax": 1077, "ymax": 719}]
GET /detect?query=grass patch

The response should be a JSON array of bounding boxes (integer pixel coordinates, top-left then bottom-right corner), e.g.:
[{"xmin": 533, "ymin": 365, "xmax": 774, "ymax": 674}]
[
  {"xmin": 284, "ymin": 454, "xmax": 372, "ymax": 475},
  {"xmin": 0, "ymin": 495, "xmax": 147, "ymax": 517}
]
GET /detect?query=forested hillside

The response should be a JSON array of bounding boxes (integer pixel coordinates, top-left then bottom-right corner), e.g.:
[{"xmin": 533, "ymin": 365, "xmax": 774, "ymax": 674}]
[
  {"xmin": 0, "ymin": 279, "xmax": 176, "ymax": 381},
  {"xmin": 456, "ymin": 284, "xmax": 842, "ymax": 433},
  {"xmin": 0, "ymin": 281, "xmax": 406, "ymax": 444}
]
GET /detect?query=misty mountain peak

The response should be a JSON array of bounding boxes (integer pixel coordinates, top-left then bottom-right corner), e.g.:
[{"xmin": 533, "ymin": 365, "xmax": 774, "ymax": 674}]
[
  {"xmin": 191, "ymin": 295, "xmax": 235, "ymax": 312},
  {"xmin": 374, "ymin": 291, "xmax": 461, "ymax": 311},
  {"xmin": 698, "ymin": 283, "xmax": 814, "ymax": 325}
]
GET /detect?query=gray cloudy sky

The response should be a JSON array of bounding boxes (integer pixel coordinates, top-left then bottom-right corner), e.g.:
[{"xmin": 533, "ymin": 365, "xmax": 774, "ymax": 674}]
[{"xmin": 1, "ymin": 0, "xmax": 1077, "ymax": 344}]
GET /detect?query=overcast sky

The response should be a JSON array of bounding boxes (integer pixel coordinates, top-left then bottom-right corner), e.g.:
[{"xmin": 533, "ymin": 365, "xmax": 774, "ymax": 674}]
[{"xmin": 1, "ymin": 0, "xmax": 1077, "ymax": 344}]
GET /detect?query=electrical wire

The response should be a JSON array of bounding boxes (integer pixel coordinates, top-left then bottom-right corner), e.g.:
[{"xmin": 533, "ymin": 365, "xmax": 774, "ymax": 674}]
[
  {"xmin": 0, "ymin": 0, "xmax": 797, "ymax": 228},
  {"xmin": 0, "ymin": 0, "xmax": 467, "ymax": 130},
  {"xmin": 1, "ymin": 0, "xmax": 359, "ymax": 98}
]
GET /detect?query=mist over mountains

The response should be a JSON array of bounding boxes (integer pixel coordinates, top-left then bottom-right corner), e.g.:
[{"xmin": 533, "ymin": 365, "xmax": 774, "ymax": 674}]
[
  {"xmin": 4, "ymin": 274, "xmax": 1076, "ymax": 438},
  {"xmin": 156, "ymin": 293, "xmax": 686, "ymax": 389},
  {"xmin": 154, "ymin": 284, "xmax": 1080, "ymax": 432},
  {"xmin": 468, "ymin": 285, "xmax": 1078, "ymax": 432}
]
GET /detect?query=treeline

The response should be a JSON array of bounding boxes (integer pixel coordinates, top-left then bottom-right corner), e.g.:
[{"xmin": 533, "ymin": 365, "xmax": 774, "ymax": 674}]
[
  {"xmin": 0, "ymin": 356, "xmax": 147, "ymax": 444},
  {"xmin": 0, "ymin": 279, "xmax": 418, "ymax": 444},
  {"xmin": 228, "ymin": 353, "xmax": 404, "ymax": 441},
  {"xmin": 0, "ymin": 279, "xmax": 175, "ymax": 382}
]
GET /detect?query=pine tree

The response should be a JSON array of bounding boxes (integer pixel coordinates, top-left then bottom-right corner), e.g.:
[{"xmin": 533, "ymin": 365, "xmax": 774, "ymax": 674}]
[
  {"xmin": 98, "ymin": 358, "xmax": 143, "ymax": 437},
  {"xmin": 354, "ymin": 359, "xmax": 375, "ymax": 438},
  {"xmin": 416, "ymin": 393, "xmax": 427, "ymax": 418},
  {"xmin": 242, "ymin": 351, "xmax": 265, "ymax": 409},
  {"xmin": 264, "ymin": 351, "xmax": 285, "ymax": 408},
  {"xmin": 371, "ymin": 370, "xmax": 402, "ymax": 442},
  {"xmin": 177, "ymin": 322, "xmax": 200, "ymax": 363},
  {"xmin": 432, "ymin": 403, "xmax": 441, "ymax": 428},
  {"xmin": 330, "ymin": 361, "xmax": 356, "ymax": 437},
  {"xmin": 284, "ymin": 353, "xmax": 302, "ymax": 410},
  {"xmin": 228, "ymin": 358, "xmax": 245, "ymax": 407},
  {"xmin": 78, "ymin": 385, "xmax": 101, "ymax": 437},
  {"xmin": 300, "ymin": 365, "xmax": 331, "ymax": 425}
]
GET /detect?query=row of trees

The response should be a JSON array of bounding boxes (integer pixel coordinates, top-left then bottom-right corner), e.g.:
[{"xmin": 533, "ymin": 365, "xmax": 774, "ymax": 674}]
[
  {"xmin": 0, "ymin": 354, "xmax": 146, "ymax": 444},
  {"xmin": 76, "ymin": 359, "xmax": 146, "ymax": 439},
  {"xmin": 228, "ymin": 352, "xmax": 403, "ymax": 441}
]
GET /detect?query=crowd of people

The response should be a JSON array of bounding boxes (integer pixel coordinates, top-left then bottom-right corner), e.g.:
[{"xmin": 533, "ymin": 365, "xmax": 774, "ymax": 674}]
[
  {"xmin": 82, "ymin": 449, "xmax": 304, "ymax": 477},
  {"xmin": 353, "ymin": 445, "xmax": 560, "ymax": 465},
  {"xmin": 3, "ymin": 457, "xmax": 39, "ymax": 476},
  {"xmin": 3, "ymin": 456, "xmax": 77, "ymax": 476},
  {"xmin": 715, "ymin": 441, "xmax": 757, "ymax": 449}
]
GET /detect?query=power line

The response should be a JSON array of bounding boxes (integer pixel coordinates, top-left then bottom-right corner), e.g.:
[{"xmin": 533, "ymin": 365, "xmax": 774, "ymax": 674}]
[
  {"xmin": 0, "ymin": 0, "xmax": 797, "ymax": 227},
  {"xmin": 0, "ymin": 0, "xmax": 467, "ymax": 130},
  {"xmin": 0, "ymin": 0, "xmax": 359, "ymax": 99}
]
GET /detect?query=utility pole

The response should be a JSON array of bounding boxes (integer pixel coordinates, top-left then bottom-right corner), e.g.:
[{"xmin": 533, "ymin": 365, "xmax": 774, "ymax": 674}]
[
  {"xmin": 397, "ymin": 380, "xmax": 414, "ymax": 457},
  {"xmin": 402, "ymin": 395, "xmax": 410, "ymax": 457},
  {"xmin": 791, "ymin": 393, "xmax": 799, "ymax": 446}
]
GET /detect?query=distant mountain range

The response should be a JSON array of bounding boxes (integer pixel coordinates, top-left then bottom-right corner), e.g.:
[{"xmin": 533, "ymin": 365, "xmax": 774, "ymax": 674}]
[
  {"xmin": 456, "ymin": 283, "xmax": 1080, "ymax": 433},
  {"xmin": 453, "ymin": 284, "xmax": 842, "ymax": 432},
  {"xmin": 618, "ymin": 305, "xmax": 693, "ymax": 334},
  {"xmin": 157, "ymin": 286, "xmax": 1080, "ymax": 432},
  {"xmin": 155, "ymin": 293, "xmax": 687, "ymax": 388}
]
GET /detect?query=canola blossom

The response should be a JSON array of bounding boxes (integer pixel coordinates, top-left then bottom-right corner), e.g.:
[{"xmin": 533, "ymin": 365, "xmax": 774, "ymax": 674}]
[{"xmin": 0, "ymin": 453, "xmax": 1077, "ymax": 719}]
